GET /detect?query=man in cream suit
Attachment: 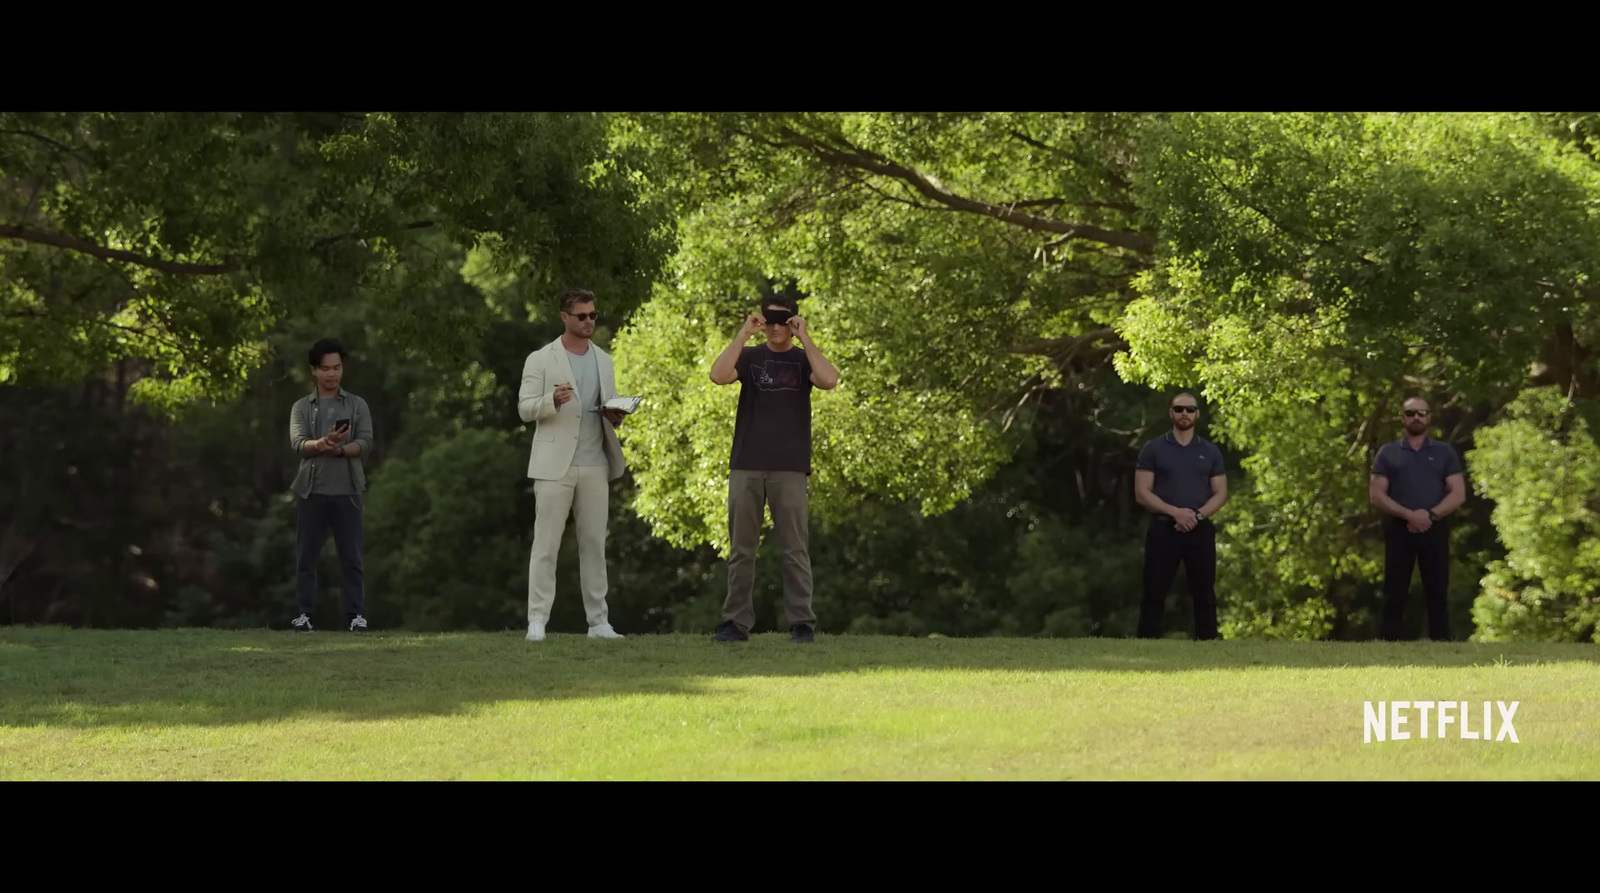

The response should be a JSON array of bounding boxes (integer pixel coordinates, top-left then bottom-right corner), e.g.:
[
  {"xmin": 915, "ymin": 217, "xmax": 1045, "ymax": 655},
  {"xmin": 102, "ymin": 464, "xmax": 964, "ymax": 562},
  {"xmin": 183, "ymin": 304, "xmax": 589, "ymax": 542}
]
[{"xmin": 517, "ymin": 288, "xmax": 629, "ymax": 642}]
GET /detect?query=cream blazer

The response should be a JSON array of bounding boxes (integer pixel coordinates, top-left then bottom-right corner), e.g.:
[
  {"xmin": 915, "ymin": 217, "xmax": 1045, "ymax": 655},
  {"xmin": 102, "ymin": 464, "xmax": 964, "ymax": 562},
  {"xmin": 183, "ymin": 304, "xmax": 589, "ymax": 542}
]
[{"xmin": 517, "ymin": 339, "xmax": 626, "ymax": 481}]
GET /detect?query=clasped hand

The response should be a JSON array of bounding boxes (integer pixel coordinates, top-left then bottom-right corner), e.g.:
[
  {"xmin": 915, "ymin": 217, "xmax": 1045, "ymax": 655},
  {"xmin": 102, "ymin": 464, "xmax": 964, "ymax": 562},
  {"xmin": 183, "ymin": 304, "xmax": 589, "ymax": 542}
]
[{"xmin": 316, "ymin": 426, "xmax": 348, "ymax": 455}]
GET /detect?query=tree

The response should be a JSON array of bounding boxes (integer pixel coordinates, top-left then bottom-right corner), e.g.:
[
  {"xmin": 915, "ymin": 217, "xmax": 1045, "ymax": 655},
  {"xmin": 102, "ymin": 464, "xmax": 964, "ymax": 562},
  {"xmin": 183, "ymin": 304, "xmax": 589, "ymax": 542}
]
[
  {"xmin": 1468, "ymin": 387, "xmax": 1600, "ymax": 642},
  {"xmin": 610, "ymin": 112, "xmax": 1600, "ymax": 639},
  {"xmin": 1, "ymin": 113, "xmax": 676, "ymax": 627},
  {"xmin": 1, "ymin": 112, "xmax": 671, "ymax": 410}
]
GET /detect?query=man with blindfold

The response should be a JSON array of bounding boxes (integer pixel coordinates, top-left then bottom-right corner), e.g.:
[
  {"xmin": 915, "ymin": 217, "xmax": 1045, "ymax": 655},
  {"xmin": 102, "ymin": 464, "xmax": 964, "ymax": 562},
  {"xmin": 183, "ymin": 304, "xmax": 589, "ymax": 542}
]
[
  {"xmin": 707, "ymin": 295, "xmax": 840, "ymax": 643},
  {"xmin": 1133, "ymin": 392, "xmax": 1228, "ymax": 639},
  {"xmin": 1368, "ymin": 396, "xmax": 1465, "ymax": 641}
]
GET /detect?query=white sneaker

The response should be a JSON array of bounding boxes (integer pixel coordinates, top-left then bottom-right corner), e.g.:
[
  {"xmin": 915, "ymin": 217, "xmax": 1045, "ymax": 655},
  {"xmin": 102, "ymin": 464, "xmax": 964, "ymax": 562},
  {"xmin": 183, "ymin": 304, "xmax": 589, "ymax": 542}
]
[
  {"xmin": 587, "ymin": 623, "xmax": 625, "ymax": 639},
  {"xmin": 525, "ymin": 621, "xmax": 546, "ymax": 642}
]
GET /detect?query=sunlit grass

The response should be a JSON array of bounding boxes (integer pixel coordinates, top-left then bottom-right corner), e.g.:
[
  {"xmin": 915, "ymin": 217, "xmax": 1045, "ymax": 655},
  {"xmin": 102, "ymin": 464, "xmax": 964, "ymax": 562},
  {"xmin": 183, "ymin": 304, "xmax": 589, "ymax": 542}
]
[{"xmin": 1, "ymin": 628, "xmax": 1596, "ymax": 779}]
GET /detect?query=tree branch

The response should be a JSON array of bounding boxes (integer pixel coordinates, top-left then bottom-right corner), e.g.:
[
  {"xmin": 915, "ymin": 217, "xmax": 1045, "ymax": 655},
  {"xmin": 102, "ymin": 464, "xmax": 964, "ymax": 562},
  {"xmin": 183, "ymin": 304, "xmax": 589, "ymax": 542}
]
[
  {"xmin": 775, "ymin": 127, "xmax": 1156, "ymax": 254},
  {"xmin": 0, "ymin": 129, "xmax": 91, "ymax": 165},
  {"xmin": 311, "ymin": 219, "xmax": 434, "ymax": 250},
  {"xmin": 0, "ymin": 225, "xmax": 239, "ymax": 274},
  {"xmin": 1007, "ymin": 128, "xmax": 1134, "ymax": 194},
  {"xmin": 1011, "ymin": 328, "xmax": 1128, "ymax": 386},
  {"xmin": 1197, "ymin": 156, "xmax": 1377, "ymax": 269},
  {"xmin": 1, "ymin": 219, "xmax": 437, "ymax": 276},
  {"xmin": 1002, "ymin": 198, "xmax": 1071, "ymax": 210}
]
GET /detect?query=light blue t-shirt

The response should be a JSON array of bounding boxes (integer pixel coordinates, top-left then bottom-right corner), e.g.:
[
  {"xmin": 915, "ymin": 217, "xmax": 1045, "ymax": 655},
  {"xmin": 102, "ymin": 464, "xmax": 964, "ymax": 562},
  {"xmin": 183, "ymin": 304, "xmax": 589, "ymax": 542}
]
[{"xmin": 567, "ymin": 346, "xmax": 607, "ymax": 467}]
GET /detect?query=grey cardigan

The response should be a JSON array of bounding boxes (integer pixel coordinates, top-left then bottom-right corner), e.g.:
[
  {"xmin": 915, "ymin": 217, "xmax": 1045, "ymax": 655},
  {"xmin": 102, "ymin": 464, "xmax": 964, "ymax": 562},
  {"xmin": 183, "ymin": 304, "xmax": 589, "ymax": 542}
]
[{"xmin": 288, "ymin": 389, "xmax": 374, "ymax": 498}]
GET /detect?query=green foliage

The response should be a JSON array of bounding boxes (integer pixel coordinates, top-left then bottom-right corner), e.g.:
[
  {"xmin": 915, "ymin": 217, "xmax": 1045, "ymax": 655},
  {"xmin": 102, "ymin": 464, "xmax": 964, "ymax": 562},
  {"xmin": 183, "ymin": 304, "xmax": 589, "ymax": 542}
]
[
  {"xmin": 0, "ymin": 112, "xmax": 671, "ymax": 411},
  {"xmin": 12, "ymin": 112, "xmax": 1600, "ymax": 643},
  {"xmin": 1120, "ymin": 112, "xmax": 1600, "ymax": 637},
  {"xmin": 612, "ymin": 113, "xmax": 1143, "ymax": 549},
  {"xmin": 1468, "ymin": 387, "xmax": 1600, "ymax": 642},
  {"xmin": 362, "ymin": 424, "xmax": 728, "ymax": 635},
  {"xmin": 614, "ymin": 283, "xmax": 1008, "ymax": 555},
  {"xmin": 610, "ymin": 111, "xmax": 1600, "ymax": 641},
  {"xmin": 364, "ymin": 428, "xmax": 530, "ymax": 630}
]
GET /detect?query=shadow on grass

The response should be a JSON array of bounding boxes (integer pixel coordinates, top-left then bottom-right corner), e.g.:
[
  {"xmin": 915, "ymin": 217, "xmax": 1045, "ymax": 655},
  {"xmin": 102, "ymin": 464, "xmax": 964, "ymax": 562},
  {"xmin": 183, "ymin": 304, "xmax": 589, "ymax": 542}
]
[{"xmin": 1, "ymin": 626, "xmax": 1595, "ymax": 730}]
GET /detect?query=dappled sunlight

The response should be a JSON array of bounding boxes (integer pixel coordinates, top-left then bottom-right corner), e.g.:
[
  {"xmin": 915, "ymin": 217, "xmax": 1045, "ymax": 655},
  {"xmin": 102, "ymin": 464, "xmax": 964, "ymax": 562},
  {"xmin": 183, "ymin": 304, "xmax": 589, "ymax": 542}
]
[
  {"xmin": 2, "ymin": 630, "xmax": 1597, "ymax": 737},
  {"xmin": 3, "ymin": 628, "xmax": 1596, "ymax": 780}
]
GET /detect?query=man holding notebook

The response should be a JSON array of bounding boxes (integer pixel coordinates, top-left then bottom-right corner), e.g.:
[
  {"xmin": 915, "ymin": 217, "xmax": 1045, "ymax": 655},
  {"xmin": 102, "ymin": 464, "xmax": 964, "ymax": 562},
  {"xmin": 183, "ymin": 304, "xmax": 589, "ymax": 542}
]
[{"xmin": 517, "ymin": 288, "xmax": 633, "ymax": 642}]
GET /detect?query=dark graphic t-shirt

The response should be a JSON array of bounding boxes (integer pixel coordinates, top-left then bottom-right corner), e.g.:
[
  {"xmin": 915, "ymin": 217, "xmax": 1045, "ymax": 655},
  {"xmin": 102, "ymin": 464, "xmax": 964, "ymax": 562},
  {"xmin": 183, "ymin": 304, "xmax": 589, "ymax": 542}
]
[{"xmin": 730, "ymin": 345, "xmax": 813, "ymax": 474}]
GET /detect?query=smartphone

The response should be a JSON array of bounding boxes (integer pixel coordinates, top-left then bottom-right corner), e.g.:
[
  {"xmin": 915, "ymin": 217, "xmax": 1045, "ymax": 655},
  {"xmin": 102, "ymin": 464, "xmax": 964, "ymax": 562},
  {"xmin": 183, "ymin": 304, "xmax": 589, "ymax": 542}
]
[{"xmin": 331, "ymin": 419, "xmax": 351, "ymax": 433}]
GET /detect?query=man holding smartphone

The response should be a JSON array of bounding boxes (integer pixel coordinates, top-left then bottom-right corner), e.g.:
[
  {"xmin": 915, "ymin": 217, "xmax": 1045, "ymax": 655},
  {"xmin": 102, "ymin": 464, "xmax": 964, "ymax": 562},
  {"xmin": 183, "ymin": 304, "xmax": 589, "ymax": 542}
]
[{"xmin": 287, "ymin": 338, "xmax": 375, "ymax": 633}]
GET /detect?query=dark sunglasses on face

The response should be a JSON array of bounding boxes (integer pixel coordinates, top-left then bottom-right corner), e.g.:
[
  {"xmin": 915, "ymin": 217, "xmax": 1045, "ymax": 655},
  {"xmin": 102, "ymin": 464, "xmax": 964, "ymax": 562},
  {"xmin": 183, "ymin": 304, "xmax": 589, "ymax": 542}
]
[
  {"xmin": 1171, "ymin": 405, "xmax": 1198, "ymax": 414},
  {"xmin": 566, "ymin": 311, "xmax": 599, "ymax": 322},
  {"xmin": 1404, "ymin": 410, "xmax": 1429, "ymax": 418},
  {"xmin": 764, "ymin": 310, "xmax": 794, "ymax": 326}
]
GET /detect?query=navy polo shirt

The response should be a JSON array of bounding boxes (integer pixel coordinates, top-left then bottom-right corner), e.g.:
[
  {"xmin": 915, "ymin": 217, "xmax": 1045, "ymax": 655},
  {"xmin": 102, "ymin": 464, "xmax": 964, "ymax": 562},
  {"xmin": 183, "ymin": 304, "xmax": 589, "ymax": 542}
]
[
  {"xmin": 1372, "ymin": 438, "xmax": 1463, "ymax": 511},
  {"xmin": 1136, "ymin": 431, "xmax": 1226, "ymax": 512}
]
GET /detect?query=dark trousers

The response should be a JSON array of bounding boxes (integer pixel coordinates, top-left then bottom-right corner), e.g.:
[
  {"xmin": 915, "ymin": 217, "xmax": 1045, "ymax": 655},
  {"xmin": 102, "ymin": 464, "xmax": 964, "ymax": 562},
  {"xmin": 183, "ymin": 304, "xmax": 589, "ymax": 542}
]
[
  {"xmin": 1381, "ymin": 518, "xmax": 1450, "ymax": 641},
  {"xmin": 1138, "ymin": 518, "xmax": 1219, "ymax": 640},
  {"xmin": 722, "ymin": 470, "xmax": 815, "ymax": 633},
  {"xmin": 296, "ymin": 493, "xmax": 364, "ymax": 618}
]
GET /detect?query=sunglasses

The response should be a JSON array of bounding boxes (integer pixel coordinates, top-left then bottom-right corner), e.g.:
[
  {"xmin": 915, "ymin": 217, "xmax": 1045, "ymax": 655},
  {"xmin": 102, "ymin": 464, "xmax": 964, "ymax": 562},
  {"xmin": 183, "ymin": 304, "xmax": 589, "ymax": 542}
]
[
  {"xmin": 1403, "ymin": 410, "xmax": 1429, "ymax": 418},
  {"xmin": 566, "ymin": 311, "xmax": 599, "ymax": 322},
  {"xmin": 763, "ymin": 310, "xmax": 794, "ymax": 326},
  {"xmin": 1170, "ymin": 405, "xmax": 1198, "ymax": 414}
]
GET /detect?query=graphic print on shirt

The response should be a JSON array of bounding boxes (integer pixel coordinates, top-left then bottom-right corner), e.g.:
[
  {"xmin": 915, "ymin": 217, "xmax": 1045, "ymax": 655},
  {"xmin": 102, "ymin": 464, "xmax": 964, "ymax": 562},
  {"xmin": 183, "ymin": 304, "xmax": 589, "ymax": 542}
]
[{"xmin": 753, "ymin": 357, "xmax": 806, "ymax": 392}]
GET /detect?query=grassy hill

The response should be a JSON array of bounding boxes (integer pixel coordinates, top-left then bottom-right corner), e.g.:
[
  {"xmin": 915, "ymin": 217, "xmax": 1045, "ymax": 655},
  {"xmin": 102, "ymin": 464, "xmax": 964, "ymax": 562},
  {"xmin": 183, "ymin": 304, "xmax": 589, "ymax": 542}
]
[{"xmin": 2, "ymin": 628, "xmax": 1596, "ymax": 780}]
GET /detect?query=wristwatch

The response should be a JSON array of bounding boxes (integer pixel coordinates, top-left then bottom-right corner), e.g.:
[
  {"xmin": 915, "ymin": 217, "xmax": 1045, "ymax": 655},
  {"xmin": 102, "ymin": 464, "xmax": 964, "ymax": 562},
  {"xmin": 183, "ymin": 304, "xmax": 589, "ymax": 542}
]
[
  {"xmin": 1194, "ymin": 509, "xmax": 1205, "ymax": 522},
  {"xmin": 1426, "ymin": 509, "xmax": 1438, "ymax": 523}
]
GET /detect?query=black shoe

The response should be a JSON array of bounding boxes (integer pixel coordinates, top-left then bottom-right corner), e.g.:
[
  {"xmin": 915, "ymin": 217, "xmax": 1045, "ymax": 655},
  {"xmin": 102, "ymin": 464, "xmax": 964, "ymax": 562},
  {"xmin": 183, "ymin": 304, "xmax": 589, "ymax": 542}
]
[
  {"xmin": 290, "ymin": 614, "xmax": 315, "ymax": 633},
  {"xmin": 790, "ymin": 624, "xmax": 815, "ymax": 644},
  {"xmin": 349, "ymin": 615, "xmax": 368, "ymax": 632},
  {"xmin": 712, "ymin": 621, "xmax": 748, "ymax": 643}
]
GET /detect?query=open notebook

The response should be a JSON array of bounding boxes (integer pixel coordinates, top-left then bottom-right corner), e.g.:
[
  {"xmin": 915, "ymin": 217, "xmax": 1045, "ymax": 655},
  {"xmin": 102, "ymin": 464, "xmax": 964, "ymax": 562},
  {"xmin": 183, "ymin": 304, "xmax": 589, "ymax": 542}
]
[{"xmin": 588, "ymin": 396, "xmax": 643, "ymax": 414}]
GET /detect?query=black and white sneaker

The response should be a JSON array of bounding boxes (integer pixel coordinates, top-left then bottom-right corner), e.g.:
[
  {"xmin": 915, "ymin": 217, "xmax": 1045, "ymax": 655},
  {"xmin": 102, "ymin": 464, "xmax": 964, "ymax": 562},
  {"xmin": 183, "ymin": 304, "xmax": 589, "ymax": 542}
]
[
  {"xmin": 349, "ymin": 615, "xmax": 368, "ymax": 632},
  {"xmin": 290, "ymin": 614, "xmax": 315, "ymax": 633}
]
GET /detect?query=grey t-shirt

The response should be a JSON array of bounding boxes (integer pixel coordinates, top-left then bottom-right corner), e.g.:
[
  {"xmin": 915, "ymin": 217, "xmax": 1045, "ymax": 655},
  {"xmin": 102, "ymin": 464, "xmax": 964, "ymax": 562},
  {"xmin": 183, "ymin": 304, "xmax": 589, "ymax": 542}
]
[
  {"xmin": 1136, "ymin": 431, "xmax": 1225, "ymax": 513},
  {"xmin": 1372, "ymin": 438, "xmax": 1463, "ymax": 511},
  {"xmin": 567, "ymin": 346, "xmax": 607, "ymax": 467},
  {"xmin": 309, "ymin": 392, "xmax": 357, "ymax": 496}
]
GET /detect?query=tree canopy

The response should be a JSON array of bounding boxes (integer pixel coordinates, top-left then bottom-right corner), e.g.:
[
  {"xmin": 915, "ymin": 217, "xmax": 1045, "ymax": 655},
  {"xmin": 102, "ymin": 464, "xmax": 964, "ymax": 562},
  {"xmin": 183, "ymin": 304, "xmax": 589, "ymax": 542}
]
[
  {"xmin": 6, "ymin": 111, "xmax": 1600, "ymax": 642},
  {"xmin": 1, "ymin": 112, "xmax": 671, "ymax": 408},
  {"xmin": 610, "ymin": 111, "xmax": 1600, "ymax": 638}
]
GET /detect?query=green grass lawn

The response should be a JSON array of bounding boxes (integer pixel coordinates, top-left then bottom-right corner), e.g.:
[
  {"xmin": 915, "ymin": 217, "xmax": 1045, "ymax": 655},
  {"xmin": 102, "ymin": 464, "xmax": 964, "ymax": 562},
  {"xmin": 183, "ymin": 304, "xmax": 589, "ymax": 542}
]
[{"xmin": 1, "ymin": 627, "xmax": 1596, "ymax": 780}]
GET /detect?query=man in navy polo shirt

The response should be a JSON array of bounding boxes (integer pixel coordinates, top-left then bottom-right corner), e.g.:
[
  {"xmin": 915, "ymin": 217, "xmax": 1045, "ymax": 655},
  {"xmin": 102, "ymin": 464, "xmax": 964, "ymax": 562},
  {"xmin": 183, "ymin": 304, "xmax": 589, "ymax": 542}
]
[
  {"xmin": 1133, "ymin": 392, "xmax": 1229, "ymax": 640},
  {"xmin": 1369, "ymin": 396, "xmax": 1466, "ymax": 641}
]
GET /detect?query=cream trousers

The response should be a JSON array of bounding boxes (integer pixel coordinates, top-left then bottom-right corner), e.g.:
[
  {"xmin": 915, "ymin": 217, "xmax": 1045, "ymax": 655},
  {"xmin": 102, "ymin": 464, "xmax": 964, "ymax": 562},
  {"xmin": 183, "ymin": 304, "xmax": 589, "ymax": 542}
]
[{"xmin": 528, "ymin": 463, "xmax": 611, "ymax": 627}]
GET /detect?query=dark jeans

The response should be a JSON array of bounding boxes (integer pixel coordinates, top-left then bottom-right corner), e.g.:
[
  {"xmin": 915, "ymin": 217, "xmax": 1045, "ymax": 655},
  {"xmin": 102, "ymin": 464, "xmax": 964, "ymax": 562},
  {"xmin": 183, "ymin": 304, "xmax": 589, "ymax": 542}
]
[
  {"xmin": 296, "ymin": 493, "xmax": 364, "ymax": 618},
  {"xmin": 1138, "ymin": 518, "xmax": 1218, "ymax": 640},
  {"xmin": 1382, "ymin": 517, "xmax": 1450, "ymax": 641}
]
